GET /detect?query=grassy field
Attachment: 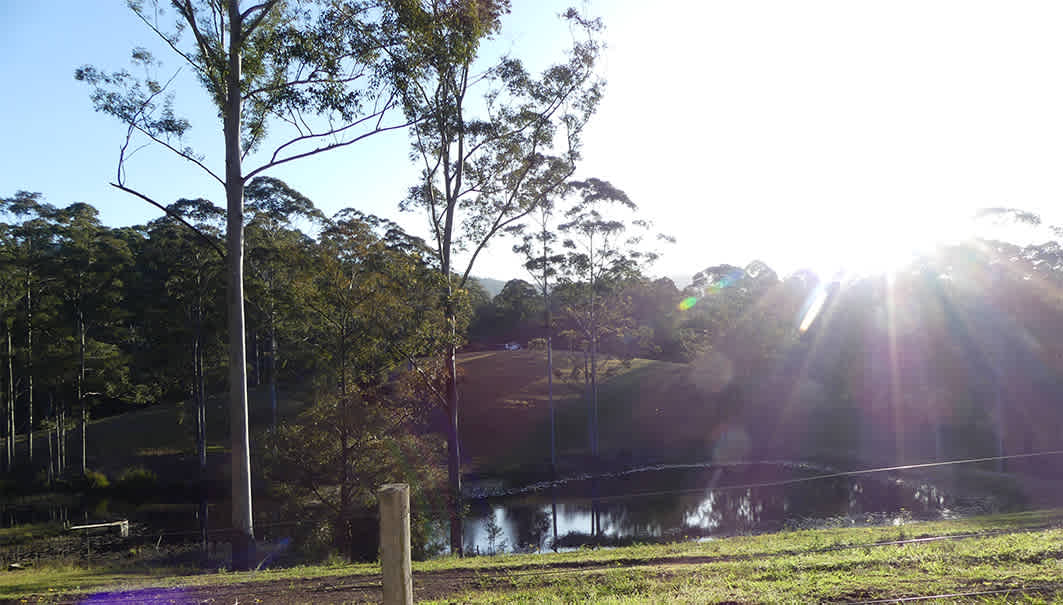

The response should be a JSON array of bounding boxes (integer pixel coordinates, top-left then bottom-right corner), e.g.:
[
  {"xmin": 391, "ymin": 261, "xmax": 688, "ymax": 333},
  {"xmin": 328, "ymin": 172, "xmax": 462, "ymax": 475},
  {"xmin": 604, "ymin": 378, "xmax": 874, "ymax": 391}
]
[
  {"xmin": 6, "ymin": 350, "xmax": 735, "ymax": 485},
  {"xmin": 5, "ymin": 385, "xmax": 308, "ymax": 484},
  {"xmin": 455, "ymin": 350, "xmax": 696, "ymax": 474},
  {"xmin": 2, "ymin": 509, "xmax": 1062, "ymax": 603},
  {"xmin": 8, "ymin": 350, "xmax": 1051, "ymax": 505},
  {"xmin": 7, "ymin": 350, "xmax": 679, "ymax": 481}
]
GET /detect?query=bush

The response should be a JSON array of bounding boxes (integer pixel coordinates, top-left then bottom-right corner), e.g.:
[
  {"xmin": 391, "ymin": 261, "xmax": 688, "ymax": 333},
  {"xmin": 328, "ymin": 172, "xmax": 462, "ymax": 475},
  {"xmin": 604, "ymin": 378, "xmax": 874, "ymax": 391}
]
[
  {"xmin": 294, "ymin": 518, "xmax": 338, "ymax": 563},
  {"xmin": 115, "ymin": 466, "xmax": 158, "ymax": 493},
  {"xmin": 85, "ymin": 469, "xmax": 110, "ymax": 490}
]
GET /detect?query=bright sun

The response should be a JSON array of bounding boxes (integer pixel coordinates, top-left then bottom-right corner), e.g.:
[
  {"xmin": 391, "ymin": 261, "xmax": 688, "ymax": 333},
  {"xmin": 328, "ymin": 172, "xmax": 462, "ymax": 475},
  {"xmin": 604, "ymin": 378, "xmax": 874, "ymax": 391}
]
[{"xmin": 796, "ymin": 212, "xmax": 968, "ymax": 279}]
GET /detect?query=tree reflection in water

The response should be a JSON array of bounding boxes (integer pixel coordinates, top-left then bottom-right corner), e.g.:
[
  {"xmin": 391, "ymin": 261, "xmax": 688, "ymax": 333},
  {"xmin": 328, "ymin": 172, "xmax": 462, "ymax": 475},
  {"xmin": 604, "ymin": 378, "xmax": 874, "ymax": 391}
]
[{"xmin": 463, "ymin": 463, "xmax": 956, "ymax": 553}]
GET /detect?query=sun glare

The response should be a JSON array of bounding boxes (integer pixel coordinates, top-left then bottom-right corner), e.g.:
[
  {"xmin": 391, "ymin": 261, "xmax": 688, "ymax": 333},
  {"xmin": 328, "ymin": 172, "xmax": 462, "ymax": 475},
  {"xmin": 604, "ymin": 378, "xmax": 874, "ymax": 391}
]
[{"xmin": 795, "ymin": 212, "xmax": 971, "ymax": 280}]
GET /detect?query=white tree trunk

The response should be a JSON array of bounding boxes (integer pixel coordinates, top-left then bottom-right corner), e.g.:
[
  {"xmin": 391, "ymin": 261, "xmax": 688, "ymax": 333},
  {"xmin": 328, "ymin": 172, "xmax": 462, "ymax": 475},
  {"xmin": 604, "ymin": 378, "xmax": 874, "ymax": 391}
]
[{"xmin": 225, "ymin": 0, "xmax": 254, "ymax": 571}]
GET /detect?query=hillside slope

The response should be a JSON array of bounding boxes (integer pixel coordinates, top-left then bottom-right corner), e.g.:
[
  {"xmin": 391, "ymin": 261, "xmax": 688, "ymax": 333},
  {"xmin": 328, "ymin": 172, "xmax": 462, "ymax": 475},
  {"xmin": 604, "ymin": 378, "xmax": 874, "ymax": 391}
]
[
  {"xmin": 454, "ymin": 350, "xmax": 709, "ymax": 474},
  {"xmin": 7, "ymin": 351, "xmax": 695, "ymax": 483},
  {"xmin": 6, "ymin": 386, "xmax": 305, "ymax": 484}
]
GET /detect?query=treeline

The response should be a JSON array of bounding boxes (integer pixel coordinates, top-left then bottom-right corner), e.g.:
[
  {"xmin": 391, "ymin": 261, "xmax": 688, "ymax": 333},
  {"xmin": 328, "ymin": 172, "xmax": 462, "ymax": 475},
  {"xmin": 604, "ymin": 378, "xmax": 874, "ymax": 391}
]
[
  {"xmin": 5, "ymin": 175, "xmax": 1063, "ymax": 554},
  {"xmin": 469, "ymin": 240, "xmax": 1063, "ymax": 474},
  {"xmin": 0, "ymin": 182, "xmax": 452, "ymax": 481}
]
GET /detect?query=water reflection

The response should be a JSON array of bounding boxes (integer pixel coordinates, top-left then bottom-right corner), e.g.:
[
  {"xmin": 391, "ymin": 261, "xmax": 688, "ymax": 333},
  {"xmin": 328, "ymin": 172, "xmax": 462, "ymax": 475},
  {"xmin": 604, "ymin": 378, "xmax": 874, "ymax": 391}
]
[
  {"xmin": 5, "ymin": 463, "xmax": 962, "ymax": 559},
  {"xmin": 463, "ymin": 463, "xmax": 954, "ymax": 554}
]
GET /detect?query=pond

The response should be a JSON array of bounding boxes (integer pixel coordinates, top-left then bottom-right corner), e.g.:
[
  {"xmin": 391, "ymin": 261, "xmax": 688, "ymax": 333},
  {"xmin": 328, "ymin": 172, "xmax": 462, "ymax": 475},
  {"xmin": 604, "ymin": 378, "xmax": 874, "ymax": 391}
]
[
  {"xmin": 2, "ymin": 495, "xmax": 211, "ymax": 538},
  {"xmin": 0, "ymin": 494, "xmax": 293, "ymax": 545},
  {"xmin": 4, "ymin": 461, "xmax": 980, "ymax": 560},
  {"xmin": 460, "ymin": 462, "xmax": 956, "ymax": 555}
]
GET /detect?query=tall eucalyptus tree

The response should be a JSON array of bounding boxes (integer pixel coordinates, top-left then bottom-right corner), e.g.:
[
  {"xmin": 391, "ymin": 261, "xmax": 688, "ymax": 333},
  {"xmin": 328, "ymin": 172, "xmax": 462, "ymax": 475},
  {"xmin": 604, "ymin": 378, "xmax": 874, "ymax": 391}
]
[
  {"xmin": 244, "ymin": 177, "xmax": 324, "ymax": 429},
  {"xmin": 142, "ymin": 198, "xmax": 225, "ymax": 554},
  {"xmin": 0, "ymin": 222, "xmax": 18, "ymax": 472},
  {"xmin": 558, "ymin": 178, "xmax": 667, "ymax": 463},
  {"xmin": 76, "ymin": 0, "xmax": 418, "ymax": 568},
  {"xmin": 514, "ymin": 193, "xmax": 567, "ymax": 474},
  {"xmin": 392, "ymin": 0, "xmax": 603, "ymax": 554},
  {"xmin": 1, "ymin": 192, "xmax": 62, "ymax": 467},
  {"xmin": 50, "ymin": 203, "xmax": 134, "ymax": 475}
]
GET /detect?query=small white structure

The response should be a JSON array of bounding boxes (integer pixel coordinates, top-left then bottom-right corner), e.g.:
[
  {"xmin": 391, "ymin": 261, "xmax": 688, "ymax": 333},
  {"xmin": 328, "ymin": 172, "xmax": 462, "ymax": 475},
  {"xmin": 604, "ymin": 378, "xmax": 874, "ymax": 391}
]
[{"xmin": 68, "ymin": 520, "xmax": 130, "ymax": 538}]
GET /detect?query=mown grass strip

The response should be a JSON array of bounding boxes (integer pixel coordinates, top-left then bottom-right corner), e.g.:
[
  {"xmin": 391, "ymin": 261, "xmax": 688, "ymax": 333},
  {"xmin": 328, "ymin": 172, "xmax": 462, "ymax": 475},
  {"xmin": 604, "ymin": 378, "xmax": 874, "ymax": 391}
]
[{"xmin": 1, "ymin": 508, "xmax": 1060, "ymax": 602}]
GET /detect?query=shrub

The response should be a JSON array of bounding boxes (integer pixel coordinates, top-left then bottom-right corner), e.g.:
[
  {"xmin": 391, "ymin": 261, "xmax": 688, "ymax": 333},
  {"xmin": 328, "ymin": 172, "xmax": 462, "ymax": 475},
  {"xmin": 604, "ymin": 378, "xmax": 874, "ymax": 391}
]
[
  {"xmin": 115, "ymin": 466, "xmax": 158, "ymax": 493},
  {"xmin": 294, "ymin": 518, "xmax": 338, "ymax": 563},
  {"xmin": 85, "ymin": 469, "xmax": 110, "ymax": 490}
]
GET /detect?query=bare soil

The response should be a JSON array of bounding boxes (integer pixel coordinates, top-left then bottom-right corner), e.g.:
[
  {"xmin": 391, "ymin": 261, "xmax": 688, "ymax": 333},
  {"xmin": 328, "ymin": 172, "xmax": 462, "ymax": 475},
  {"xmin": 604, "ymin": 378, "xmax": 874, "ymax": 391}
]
[{"xmin": 7, "ymin": 558, "xmax": 681, "ymax": 604}]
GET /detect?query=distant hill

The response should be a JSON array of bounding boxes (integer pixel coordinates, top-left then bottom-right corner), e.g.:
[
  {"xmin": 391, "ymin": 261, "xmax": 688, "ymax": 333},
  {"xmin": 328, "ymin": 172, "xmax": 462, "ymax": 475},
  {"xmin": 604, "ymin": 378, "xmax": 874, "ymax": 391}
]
[{"xmin": 471, "ymin": 276, "xmax": 507, "ymax": 298}]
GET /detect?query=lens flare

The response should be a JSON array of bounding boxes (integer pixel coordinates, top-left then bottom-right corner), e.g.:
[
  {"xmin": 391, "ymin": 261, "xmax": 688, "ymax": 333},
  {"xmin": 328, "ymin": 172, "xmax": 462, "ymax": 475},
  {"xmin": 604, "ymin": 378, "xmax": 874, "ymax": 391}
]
[
  {"xmin": 678, "ymin": 296, "xmax": 698, "ymax": 311},
  {"xmin": 798, "ymin": 287, "xmax": 829, "ymax": 332}
]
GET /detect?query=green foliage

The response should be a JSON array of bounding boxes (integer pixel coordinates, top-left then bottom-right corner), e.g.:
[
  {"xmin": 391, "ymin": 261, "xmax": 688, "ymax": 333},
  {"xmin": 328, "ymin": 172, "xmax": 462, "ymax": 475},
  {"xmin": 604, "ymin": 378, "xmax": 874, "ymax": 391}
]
[
  {"xmin": 77, "ymin": 1, "xmax": 408, "ymax": 166},
  {"xmin": 137, "ymin": 198, "xmax": 226, "ymax": 408},
  {"xmin": 482, "ymin": 511, "xmax": 508, "ymax": 555},
  {"xmin": 261, "ymin": 209, "xmax": 449, "ymax": 561},
  {"xmin": 83, "ymin": 469, "xmax": 110, "ymax": 490},
  {"xmin": 265, "ymin": 387, "xmax": 446, "ymax": 560},
  {"xmin": 114, "ymin": 466, "xmax": 158, "ymax": 493},
  {"xmin": 469, "ymin": 279, "xmax": 544, "ymax": 344}
]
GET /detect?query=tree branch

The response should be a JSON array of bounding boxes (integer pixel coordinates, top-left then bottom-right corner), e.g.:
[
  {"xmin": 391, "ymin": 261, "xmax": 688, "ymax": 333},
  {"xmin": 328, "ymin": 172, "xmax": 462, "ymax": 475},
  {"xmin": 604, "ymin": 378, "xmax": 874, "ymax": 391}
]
[
  {"xmin": 386, "ymin": 342, "xmax": 449, "ymax": 411},
  {"xmin": 245, "ymin": 116, "xmax": 421, "ymax": 181},
  {"xmin": 130, "ymin": 6, "xmax": 210, "ymax": 80},
  {"xmin": 115, "ymin": 68, "xmax": 182, "ymax": 185},
  {"xmin": 412, "ymin": 129, "xmax": 445, "ymax": 260},
  {"xmin": 243, "ymin": 0, "xmax": 281, "ymax": 37},
  {"xmin": 460, "ymin": 202, "xmax": 539, "ymax": 289},
  {"xmin": 460, "ymin": 74, "xmax": 581, "ymax": 166},
  {"xmin": 130, "ymin": 123, "xmax": 226, "ymax": 185},
  {"xmin": 242, "ymin": 74, "xmax": 365, "ymax": 101},
  {"xmin": 110, "ymin": 183, "xmax": 226, "ymax": 260},
  {"xmin": 175, "ymin": 0, "xmax": 223, "ymax": 81},
  {"xmin": 460, "ymin": 144, "xmax": 574, "ymax": 288},
  {"xmin": 269, "ymin": 114, "xmax": 370, "ymax": 165}
]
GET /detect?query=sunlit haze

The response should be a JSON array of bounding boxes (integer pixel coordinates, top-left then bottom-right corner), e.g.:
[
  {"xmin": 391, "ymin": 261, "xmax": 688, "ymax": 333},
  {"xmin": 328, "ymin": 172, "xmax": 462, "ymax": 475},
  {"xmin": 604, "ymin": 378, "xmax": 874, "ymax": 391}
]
[{"xmin": 3, "ymin": 1, "xmax": 1062, "ymax": 283}]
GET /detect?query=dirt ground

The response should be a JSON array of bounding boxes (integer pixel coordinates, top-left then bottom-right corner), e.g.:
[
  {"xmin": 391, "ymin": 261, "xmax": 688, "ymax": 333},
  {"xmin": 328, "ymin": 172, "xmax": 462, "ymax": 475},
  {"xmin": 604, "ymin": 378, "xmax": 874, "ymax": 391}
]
[{"xmin": 9, "ymin": 557, "xmax": 687, "ymax": 605}]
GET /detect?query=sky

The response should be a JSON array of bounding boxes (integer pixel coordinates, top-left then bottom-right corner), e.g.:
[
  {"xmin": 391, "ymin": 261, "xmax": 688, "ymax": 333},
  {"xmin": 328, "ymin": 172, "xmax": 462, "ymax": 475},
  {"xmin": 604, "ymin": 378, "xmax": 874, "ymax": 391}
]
[{"xmin": 3, "ymin": 1, "xmax": 1063, "ymax": 285}]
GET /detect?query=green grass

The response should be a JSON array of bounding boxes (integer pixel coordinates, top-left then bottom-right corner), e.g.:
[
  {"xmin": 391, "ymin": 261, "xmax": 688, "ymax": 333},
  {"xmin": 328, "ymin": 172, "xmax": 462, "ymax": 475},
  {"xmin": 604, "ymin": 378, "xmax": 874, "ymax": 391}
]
[
  {"xmin": 0, "ymin": 558, "xmax": 384, "ymax": 601},
  {"xmin": 6, "ymin": 351, "xmax": 699, "ymax": 480},
  {"xmin": 7, "ymin": 350, "xmax": 669, "ymax": 481},
  {"xmin": 0, "ymin": 523, "xmax": 66, "ymax": 546},
  {"xmin": 3, "ymin": 509, "xmax": 1062, "ymax": 602},
  {"xmin": 7, "ymin": 385, "xmax": 307, "ymax": 482},
  {"xmin": 456, "ymin": 351, "xmax": 687, "ymax": 473},
  {"xmin": 422, "ymin": 509, "xmax": 1063, "ymax": 603}
]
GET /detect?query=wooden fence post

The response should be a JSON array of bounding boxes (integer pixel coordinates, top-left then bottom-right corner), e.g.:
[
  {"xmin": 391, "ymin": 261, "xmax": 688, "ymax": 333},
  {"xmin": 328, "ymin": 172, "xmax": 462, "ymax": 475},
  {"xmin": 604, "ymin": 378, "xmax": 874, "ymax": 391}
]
[{"xmin": 378, "ymin": 483, "xmax": 413, "ymax": 605}]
